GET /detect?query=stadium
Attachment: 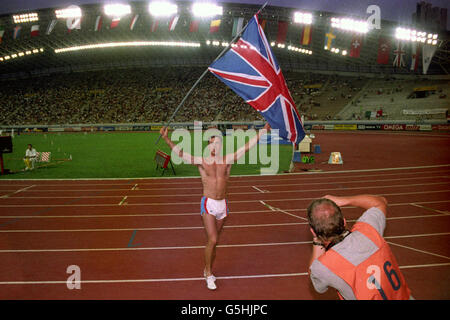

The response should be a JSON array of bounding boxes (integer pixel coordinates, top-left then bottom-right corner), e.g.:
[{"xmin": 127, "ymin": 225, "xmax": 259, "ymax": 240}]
[{"xmin": 0, "ymin": 0, "xmax": 449, "ymax": 305}]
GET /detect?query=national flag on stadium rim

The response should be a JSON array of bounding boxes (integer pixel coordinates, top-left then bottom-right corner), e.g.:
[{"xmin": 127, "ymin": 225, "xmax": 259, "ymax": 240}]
[
  {"xmin": 324, "ymin": 28, "xmax": 336, "ymax": 50},
  {"xmin": 260, "ymin": 19, "xmax": 267, "ymax": 31},
  {"xmin": 130, "ymin": 14, "xmax": 139, "ymax": 30},
  {"xmin": 209, "ymin": 19, "xmax": 221, "ymax": 33},
  {"xmin": 300, "ymin": 25, "xmax": 312, "ymax": 46},
  {"xmin": 422, "ymin": 43, "xmax": 437, "ymax": 75},
  {"xmin": 30, "ymin": 25, "xmax": 39, "ymax": 37},
  {"xmin": 410, "ymin": 42, "xmax": 420, "ymax": 71},
  {"xmin": 189, "ymin": 19, "xmax": 200, "ymax": 32},
  {"xmin": 110, "ymin": 17, "xmax": 120, "ymax": 29},
  {"xmin": 208, "ymin": 15, "xmax": 305, "ymax": 145},
  {"xmin": 151, "ymin": 19, "xmax": 159, "ymax": 32},
  {"xmin": 67, "ymin": 17, "xmax": 81, "ymax": 33},
  {"xmin": 232, "ymin": 17, "xmax": 244, "ymax": 37},
  {"xmin": 276, "ymin": 21, "xmax": 288, "ymax": 44},
  {"xmin": 0, "ymin": 26, "xmax": 4, "ymax": 43},
  {"xmin": 168, "ymin": 15, "xmax": 179, "ymax": 31},
  {"xmin": 393, "ymin": 41, "xmax": 405, "ymax": 67},
  {"xmin": 377, "ymin": 37, "xmax": 390, "ymax": 64},
  {"xmin": 349, "ymin": 34, "xmax": 362, "ymax": 58},
  {"xmin": 46, "ymin": 19, "xmax": 57, "ymax": 35},
  {"xmin": 94, "ymin": 16, "xmax": 102, "ymax": 31},
  {"xmin": 13, "ymin": 26, "xmax": 21, "ymax": 39}
]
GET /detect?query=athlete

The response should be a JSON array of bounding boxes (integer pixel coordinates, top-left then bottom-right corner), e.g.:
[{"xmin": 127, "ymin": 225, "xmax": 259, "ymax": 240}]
[
  {"xmin": 160, "ymin": 123, "xmax": 270, "ymax": 290},
  {"xmin": 307, "ymin": 194, "xmax": 413, "ymax": 300}
]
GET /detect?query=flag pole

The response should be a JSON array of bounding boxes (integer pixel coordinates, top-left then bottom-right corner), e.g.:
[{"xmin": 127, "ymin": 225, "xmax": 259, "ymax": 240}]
[{"xmin": 155, "ymin": 1, "xmax": 269, "ymax": 145}]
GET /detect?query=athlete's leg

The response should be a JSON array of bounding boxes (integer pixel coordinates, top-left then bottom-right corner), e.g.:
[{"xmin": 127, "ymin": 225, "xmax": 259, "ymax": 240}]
[{"xmin": 202, "ymin": 212, "xmax": 219, "ymax": 276}]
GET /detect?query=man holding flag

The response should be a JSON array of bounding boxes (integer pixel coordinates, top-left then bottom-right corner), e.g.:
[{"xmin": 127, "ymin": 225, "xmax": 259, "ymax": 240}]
[
  {"xmin": 160, "ymin": 123, "xmax": 270, "ymax": 290},
  {"xmin": 159, "ymin": 12, "xmax": 304, "ymax": 290}
]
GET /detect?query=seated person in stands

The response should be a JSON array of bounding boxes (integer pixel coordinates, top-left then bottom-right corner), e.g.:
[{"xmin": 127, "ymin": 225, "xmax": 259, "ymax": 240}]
[{"xmin": 23, "ymin": 144, "xmax": 37, "ymax": 170}]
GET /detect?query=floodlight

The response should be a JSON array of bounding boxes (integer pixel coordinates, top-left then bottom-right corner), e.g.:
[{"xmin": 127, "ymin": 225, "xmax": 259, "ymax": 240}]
[
  {"xmin": 331, "ymin": 17, "xmax": 368, "ymax": 33},
  {"xmin": 148, "ymin": 1, "xmax": 178, "ymax": 17},
  {"xmin": 104, "ymin": 4, "xmax": 131, "ymax": 17},
  {"xmin": 192, "ymin": 2, "xmax": 222, "ymax": 17},
  {"xmin": 55, "ymin": 6, "xmax": 82, "ymax": 19},
  {"xmin": 13, "ymin": 12, "xmax": 39, "ymax": 23},
  {"xmin": 294, "ymin": 12, "xmax": 312, "ymax": 24}
]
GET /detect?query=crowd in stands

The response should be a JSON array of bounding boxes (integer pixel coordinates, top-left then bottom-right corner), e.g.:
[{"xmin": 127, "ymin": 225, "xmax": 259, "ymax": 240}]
[
  {"xmin": 0, "ymin": 67, "xmax": 265, "ymax": 125},
  {"xmin": 0, "ymin": 67, "xmax": 447, "ymax": 125}
]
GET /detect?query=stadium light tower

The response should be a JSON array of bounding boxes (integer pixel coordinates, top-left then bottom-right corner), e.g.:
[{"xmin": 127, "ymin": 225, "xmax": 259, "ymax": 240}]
[
  {"xmin": 104, "ymin": 3, "xmax": 131, "ymax": 17},
  {"xmin": 192, "ymin": 2, "xmax": 223, "ymax": 17},
  {"xmin": 148, "ymin": 1, "xmax": 178, "ymax": 17}
]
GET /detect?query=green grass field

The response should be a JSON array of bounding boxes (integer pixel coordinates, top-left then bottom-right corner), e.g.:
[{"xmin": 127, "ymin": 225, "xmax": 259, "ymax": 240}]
[{"xmin": 1, "ymin": 131, "xmax": 294, "ymax": 179}]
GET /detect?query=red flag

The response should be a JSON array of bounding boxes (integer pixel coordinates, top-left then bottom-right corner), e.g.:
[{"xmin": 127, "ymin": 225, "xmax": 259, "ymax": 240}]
[
  {"xmin": 350, "ymin": 34, "xmax": 362, "ymax": 58},
  {"xmin": 276, "ymin": 21, "xmax": 288, "ymax": 44},
  {"xmin": 110, "ymin": 17, "xmax": 120, "ymax": 29},
  {"xmin": 189, "ymin": 20, "xmax": 199, "ymax": 33},
  {"xmin": 377, "ymin": 37, "xmax": 391, "ymax": 64},
  {"xmin": 410, "ymin": 42, "xmax": 420, "ymax": 71},
  {"xmin": 31, "ymin": 25, "xmax": 40, "ymax": 37}
]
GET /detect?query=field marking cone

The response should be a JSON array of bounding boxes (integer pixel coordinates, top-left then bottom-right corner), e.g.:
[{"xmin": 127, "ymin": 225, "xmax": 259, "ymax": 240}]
[{"xmin": 328, "ymin": 152, "xmax": 343, "ymax": 164}]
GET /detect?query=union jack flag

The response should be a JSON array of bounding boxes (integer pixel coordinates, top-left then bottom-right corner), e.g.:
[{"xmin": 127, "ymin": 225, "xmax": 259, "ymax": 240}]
[{"xmin": 208, "ymin": 15, "xmax": 305, "ymax": 145}]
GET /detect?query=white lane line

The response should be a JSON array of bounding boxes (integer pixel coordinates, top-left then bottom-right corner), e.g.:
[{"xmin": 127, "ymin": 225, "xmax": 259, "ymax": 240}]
[
  {"xmin": 118, "ymin": 196, "xmax": 127, "ymax": 206},
  {"xmin": 0, "ymin": 222, "xmax": 306, "ymax": 233},
  {"xmin": 259, "ymin": 200, "xmax": 308, "ymax": 221},
  {"xmin": 0, "ymin": 200, "xmax": 448, "ymax": 219},
  {"xmin": 0, "ymin": 185, "xmax": 35, "ymax": 199},
  {"xmin": 0, "ymin": 241, "xmax": 313, "ymax": 253},
  {"xmin": 2, "ymin": 164, "xmax": 450, "ymax": 183},
  {"xmin": 410, "ymin": 203, "xmax": 450, "ymax": 215},
  {"xmin": 252, "ymin": 186, "xmax": 268, "ymax": 193},
  {"xmin": 131, "ymin": 184, "xmax": 138, "ymax": 191},
  {"xmin": 387, "ymin": 241, "xmax": 450, "ymax": 260},
  {"xmin": 0, "ymin": 164, "xmax": 449, "ymax": 184},
  {"xmin": 2, "ymin": 189, "xmax": 449, "ymax": 207},
  {"xmin": 13, "ymin": 170, "xmax": 439, "ymax": 192},
  {"xmin": 399, "ymin": 262, "xmax": 450, "ymax": 269},
  {"xmin": 4, "ymin": 180, "xmax": 450, "ymax": 199},
  {"xmin": 1, "ymin": 263, "xmax": 449, "ymax": 285},
  {"xmin": 0, "ymin": 272, "xmax": 311, "ymax": 285},
  {"xmin": 0, "ymin": 232, "xmax": 448, "ymax": 252},
  {"xmin": 259, "ymin": 200, "xmax": 276, "ymax": 211}
]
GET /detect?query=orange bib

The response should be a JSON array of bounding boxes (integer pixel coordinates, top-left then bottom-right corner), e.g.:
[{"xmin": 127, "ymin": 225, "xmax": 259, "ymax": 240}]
[{"xmin": 318, "ymin": 222, "xmax": 411, "ymax": 300}]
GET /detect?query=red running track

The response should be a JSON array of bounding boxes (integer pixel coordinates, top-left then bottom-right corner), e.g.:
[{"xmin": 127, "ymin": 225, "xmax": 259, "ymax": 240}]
[{"xmin": 0, "ymin": 131, "xmax": 449, "ymax": 300}]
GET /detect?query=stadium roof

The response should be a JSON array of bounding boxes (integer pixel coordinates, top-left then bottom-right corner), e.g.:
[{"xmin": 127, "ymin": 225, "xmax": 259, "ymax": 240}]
[
  {"xmin": 0, "ymin": 0, "xmax": 448, "ymax": 29},
  {"xmin": 0, "ymin": 1, "xmax": 448, "ymax": 79}
]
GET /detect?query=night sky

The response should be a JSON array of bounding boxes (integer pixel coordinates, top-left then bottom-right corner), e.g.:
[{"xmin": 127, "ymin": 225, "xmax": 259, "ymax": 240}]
[{"xmin": 1, "ymin": 0, "xmax": 448, "ymax": 29}]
